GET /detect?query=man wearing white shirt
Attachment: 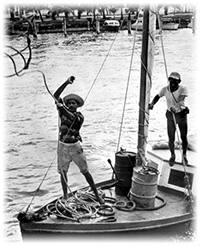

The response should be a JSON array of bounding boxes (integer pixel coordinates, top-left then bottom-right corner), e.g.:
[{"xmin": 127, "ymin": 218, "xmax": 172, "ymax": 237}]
[{"xmin": 149, "ymin": 72, "xmax": 189, "ymax": 166}]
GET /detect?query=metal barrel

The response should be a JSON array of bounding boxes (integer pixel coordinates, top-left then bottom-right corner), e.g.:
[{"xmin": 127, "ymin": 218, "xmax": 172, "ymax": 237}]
[
  {"xmin": 115, "ymin": 151, "xmax": 136, "ymax": 196},
  {"xmin": 130, "ymin": 166, "xmax": 159, "ymax": 208}
]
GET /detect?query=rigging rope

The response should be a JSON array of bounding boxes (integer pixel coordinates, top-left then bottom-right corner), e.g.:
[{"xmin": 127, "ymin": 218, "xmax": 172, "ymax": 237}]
[
  {"xmin": 25, "ymin": 155, "xmax": 56, "ymax": 213},
  {"xmin": 157, "ymin": 14, "xmax": 168, "ymax": 78},
  {"xmin": 116, "ymin": 7, "xmax": 142, "ymax": 152},
  {"xmin": 116, "ymin": 28, "xmax": 138, "ymax": 152},
  {"xmin": 171, "ymin": 112, "xmax": 194, "ymax": 204},
  {"xmin": 83, "ymin": 33, "xmax": 118, "ymax": 103}
]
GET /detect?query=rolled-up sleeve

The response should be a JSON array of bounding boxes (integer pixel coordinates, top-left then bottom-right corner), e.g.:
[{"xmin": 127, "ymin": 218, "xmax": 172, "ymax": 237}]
[
  {"xmin": 158, "ymin": 87, "xmax": 166, "ymax": 97},
  {"xmin": 180, "ymin": 86, "xmax": 188, "ymax": 97}
]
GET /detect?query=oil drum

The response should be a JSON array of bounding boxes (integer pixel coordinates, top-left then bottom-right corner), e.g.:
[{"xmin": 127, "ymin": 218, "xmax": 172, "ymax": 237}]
[
  {"xmin": 115, "ymin": 151, "xmax": 136, "ymax": 196},
  {"xmin": 130, "ymin": 166, "xmax": 159, "ymax": 208}
]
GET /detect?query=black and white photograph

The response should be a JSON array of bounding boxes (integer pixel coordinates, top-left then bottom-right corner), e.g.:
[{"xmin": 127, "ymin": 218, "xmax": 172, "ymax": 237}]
[{"xmin": 3, "ymin": 1, "xmax": 198, "ymax": 244}]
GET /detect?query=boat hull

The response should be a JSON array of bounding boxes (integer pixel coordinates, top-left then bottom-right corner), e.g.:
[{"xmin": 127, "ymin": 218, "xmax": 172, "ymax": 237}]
[
  {"xmin": 19, "ymin": 178, "xmax": 195, "ymax": 238},
  {"xmin": 131, "ymin": 22, "xmax": 179, "ymax": 31},
  {"xmin": 20, "ymin": 213, "xmax": 194, "ymax": 235},
  {"xmin": 103, "ymin": 20, "xmax": 120, "ymax": 32},
  {"xmin": 131, "ymin": 18, "xmax": 143, "ymax": 31},
  {"xmin": 131, "ymin": 25, "xmax": 143, "ymax": 31},
  {"xmin": 104, "ymin": 26, "xmax": 119, "ymax": 32},
  {"xmin": 161, "ymin": 23, "xmax": 179, "ymax": 30},
  {"xmin": 21, "ymin": 223, "xmax": 195, "ymax": 244}
]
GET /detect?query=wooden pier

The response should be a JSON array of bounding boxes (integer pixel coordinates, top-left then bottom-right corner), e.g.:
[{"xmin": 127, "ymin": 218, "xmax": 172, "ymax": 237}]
[
  {"xmin": 4, "ymin": 12, "xmax": 194, "ymax": 36},
  {"xmin": 5, "ymin": 18, "xmax": 98, "ymax": 35}
]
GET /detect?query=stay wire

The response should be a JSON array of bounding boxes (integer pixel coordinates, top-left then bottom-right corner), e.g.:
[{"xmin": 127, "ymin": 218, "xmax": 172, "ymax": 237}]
[
  {"xmin": 157, "ymin": 12, "xmax": 168, "ymax": 79},
  {"xmin": 25, "ymin": 154, "xmax": 56, "ymax": 213},
  {"xmin": 84, "ymin": 33, "xmax": 118, "ymax": 103},
  {"xmin": 116, "ymin": 8, "xmax": 142, "ymax": 152}
]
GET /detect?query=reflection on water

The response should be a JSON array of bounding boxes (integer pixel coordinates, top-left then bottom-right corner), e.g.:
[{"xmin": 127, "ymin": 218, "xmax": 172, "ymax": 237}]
[{"xmin": 3, "ymin": 29, "xmax": 197, "ymax": 242}]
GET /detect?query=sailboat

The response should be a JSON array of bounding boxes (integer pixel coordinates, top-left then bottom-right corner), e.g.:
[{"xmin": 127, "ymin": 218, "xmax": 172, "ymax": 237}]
[{"xmin": 18, "ymin": 6, "xmax": 196, "ymax": 239}]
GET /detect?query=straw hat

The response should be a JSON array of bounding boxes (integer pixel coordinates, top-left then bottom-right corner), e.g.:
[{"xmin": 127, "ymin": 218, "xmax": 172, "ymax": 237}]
[{"xmin": 63, "ymin": 94, "xmax": 84, "ymax": 107}]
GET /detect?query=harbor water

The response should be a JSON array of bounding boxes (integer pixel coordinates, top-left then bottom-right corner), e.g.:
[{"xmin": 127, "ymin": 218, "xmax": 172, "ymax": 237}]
[{"xmin": 3, "ymin": 28, "xmax": 197, "ymax": 242}]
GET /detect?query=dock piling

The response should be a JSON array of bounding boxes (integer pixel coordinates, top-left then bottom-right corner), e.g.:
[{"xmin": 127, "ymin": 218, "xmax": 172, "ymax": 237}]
[
  {"xmin": 128, "ymin": 19, "xmax": 132, "ymax": 34},
  {"xmin": 96, "ymin": 21, "xmax": 100, "ymax": 34},
  {"xmin": 63, "ymin": 18, "xmax": 67, "ymax": 37}
]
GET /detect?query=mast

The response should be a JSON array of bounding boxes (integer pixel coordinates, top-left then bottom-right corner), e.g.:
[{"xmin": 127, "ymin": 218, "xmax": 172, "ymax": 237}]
[{"xmin": 136, "ymin": 5, "xmax": 156, "ymax": 166}]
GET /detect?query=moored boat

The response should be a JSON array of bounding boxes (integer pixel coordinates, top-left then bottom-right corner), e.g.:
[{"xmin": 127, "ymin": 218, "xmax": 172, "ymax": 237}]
[
  {"xmin": 160, "ymin": 22, "xmax": 179, "ymax": 30},
  {"xmin": 131, "ymin": 17, "xmax": 143, "ymax": 31},
  {"xmin": 132, "ymin": 18, "xmax": 179, "ymax": 31},
  {"xmin": 103, "ymin": 20, "xmax": 120, "ymax": 32}
]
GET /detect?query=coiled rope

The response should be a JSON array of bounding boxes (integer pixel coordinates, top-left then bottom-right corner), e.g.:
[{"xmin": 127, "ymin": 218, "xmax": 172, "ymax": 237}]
[
  {"xmin": 44, "ymin": 187, "xmax": 138, "ymax": 222},
  {"xmin": 45, "ymin": 188, "xmax": 116, "ymax": 222}
]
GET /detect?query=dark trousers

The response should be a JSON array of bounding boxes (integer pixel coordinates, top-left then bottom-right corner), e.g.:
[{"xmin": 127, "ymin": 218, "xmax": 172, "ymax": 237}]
[{"xmin": 166, "ymin": 110, "xmax": 188, "ymax": 155}]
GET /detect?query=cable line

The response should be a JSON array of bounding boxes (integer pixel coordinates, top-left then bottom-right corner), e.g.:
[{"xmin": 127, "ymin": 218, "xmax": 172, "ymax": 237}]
[
  {"xmin": 83, "ymin": 33, "xmax": 118, "ymax": 104},
  {"xmin": 116, "ymin": 7, "xmax": 142, "ymax": 152}
]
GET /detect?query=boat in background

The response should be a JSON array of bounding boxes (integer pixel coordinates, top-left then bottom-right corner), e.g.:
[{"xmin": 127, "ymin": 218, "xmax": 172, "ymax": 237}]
[
  {"xmin": 160, "ymin": 19, "xmax": 179, "ymax": 30},
  {"xmin": 132, "ymin": 17, "xmax": 179, "ymax": 31},
  {"xmin": 131, "ymin": 17, "xmax": 143, "ymax": 31},
  {"xmin": 160, "ymin": 12, "xmax": 193, "ymax": 29},
  {"xmin": 103, "ymin": 20, "xmax": 120, "ymax": 32}
]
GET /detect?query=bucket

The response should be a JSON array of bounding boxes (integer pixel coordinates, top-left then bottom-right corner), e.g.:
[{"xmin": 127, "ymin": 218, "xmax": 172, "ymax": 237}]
[
  {"xmin": 115, "ymin": 151, "xmax": 136, "ymax": 196},
  {"xmin": 130, "ymin": 166, "xmax": 159, "ymax": 208}
]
